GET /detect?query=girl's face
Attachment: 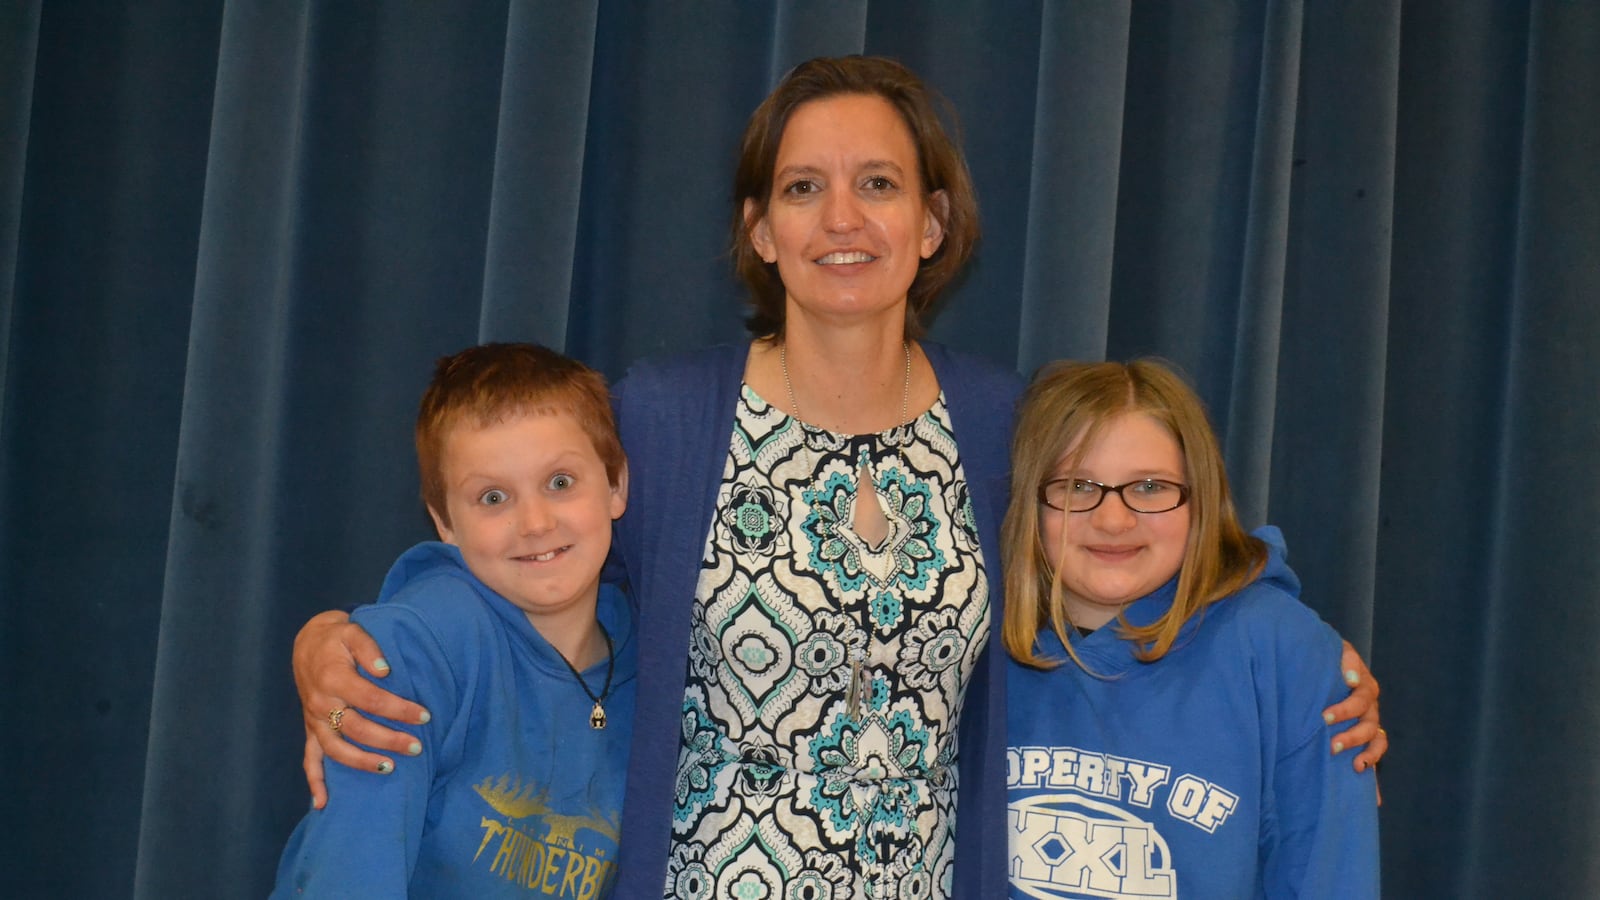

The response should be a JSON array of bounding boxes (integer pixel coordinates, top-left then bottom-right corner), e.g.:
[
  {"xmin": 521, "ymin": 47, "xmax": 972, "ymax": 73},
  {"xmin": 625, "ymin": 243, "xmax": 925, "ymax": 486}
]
[
  {"xmin": 1039, "ymin": 412, "xmax": 1192, "ymax": 631},
  {"xmin": 747, "ymin": 93, "xmax": 946, "ymax": 331}
]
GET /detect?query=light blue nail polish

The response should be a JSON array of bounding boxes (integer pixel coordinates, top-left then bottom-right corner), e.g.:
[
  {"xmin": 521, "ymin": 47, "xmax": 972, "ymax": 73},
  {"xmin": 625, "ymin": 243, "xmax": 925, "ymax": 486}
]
[
  {"xmin": 372, "ymin": 657, "xmax": 390, "ymax": 672},
  {"xmin": 1344, "ymin": 669, "xmax": 1359, "ymax": 686},
  {"xmin": 418, "ymin": 710, "xmax": 431, "ymax": 725},
  {"xmin": 407, "ymin": 741, "xmax": 422, "ymax": 756},
  {"xmin": 1332, "ymin": 741, "xmax": 1345, "ymax": 755},
  {"xmin": 1323, "ymin": 711, "xmax": 1335, "ymax": 725},
  {"xmin": 376, "ymin": 760, "xmax": 393, "ymax": 775}
]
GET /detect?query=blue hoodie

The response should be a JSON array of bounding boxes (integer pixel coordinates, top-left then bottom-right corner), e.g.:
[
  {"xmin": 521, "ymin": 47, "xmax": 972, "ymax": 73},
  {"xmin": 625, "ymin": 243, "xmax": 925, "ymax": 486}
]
[
  {"xmin": 272, "ymin": 542, "xmax": 636, "ymax": 899},
  {"xmin": 1005, "ymin": 527, "xmax": 1378, "ymax": 899}
]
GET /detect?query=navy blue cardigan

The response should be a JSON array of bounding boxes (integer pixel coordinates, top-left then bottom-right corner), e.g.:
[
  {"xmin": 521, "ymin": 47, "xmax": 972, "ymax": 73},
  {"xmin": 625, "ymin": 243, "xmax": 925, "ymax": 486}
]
[{"xmin": 610, "ymin": 342, "xmax": 1021, "ymax": 897}]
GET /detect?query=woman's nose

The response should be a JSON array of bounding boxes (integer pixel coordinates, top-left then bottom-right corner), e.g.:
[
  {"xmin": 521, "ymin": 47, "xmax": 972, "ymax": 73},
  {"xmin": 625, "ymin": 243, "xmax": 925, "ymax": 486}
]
[{"xmin": 822, "ymin": 189, "xmax": 864, "ymax": 232}]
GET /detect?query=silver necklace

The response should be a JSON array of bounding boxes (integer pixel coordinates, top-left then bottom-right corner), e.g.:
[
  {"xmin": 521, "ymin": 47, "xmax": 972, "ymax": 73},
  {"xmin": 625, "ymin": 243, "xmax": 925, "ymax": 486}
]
[
  {"xmin": 553, "ymin": 623, "xmax": 615, "ymax": 729},
  {"xmin": 779, "ymin": 340, "xmax": 911, "ymax": 718},
  {"xmin": 779, "ymin": 340, "xmax": 911, "ymax": 434}
]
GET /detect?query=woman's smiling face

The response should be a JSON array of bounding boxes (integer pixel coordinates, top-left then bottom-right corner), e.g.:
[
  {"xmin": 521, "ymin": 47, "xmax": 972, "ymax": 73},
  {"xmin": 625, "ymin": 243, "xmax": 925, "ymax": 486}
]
[
  {"xmin": 747, "ymin": 93, "xmax": 946, "ymax": 330},
  {"xmin": 1040, "ymin": 412, "xmax": 1192, "ymax": 630}
]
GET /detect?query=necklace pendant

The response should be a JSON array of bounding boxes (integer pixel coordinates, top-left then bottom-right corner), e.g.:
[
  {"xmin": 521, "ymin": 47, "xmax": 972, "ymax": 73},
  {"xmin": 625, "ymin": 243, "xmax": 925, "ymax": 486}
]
[
  {"xmin": 589, "ymin": 701, "xmax": 607, "ymax": 730},
  {"xmin": 846, "ymin": 659, "xmax": 864, "ymax": 719}
]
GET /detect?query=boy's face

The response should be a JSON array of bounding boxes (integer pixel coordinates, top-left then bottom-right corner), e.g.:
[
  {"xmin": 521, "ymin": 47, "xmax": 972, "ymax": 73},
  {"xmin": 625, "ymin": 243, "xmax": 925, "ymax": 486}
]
[{"xmin": 429, "ymin": 410, "xmax": 626, "ymax": 627}]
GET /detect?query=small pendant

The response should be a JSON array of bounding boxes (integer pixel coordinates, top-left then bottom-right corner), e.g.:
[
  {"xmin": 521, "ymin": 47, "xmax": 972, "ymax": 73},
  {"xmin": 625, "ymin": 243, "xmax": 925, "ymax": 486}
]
[
  {"xmin": 589, "ymin": 701, "xmax": 607, "ymax": 730},
  {"xmin": 846, "ymin": 647, "xmax": 868, "ymax": 719}
]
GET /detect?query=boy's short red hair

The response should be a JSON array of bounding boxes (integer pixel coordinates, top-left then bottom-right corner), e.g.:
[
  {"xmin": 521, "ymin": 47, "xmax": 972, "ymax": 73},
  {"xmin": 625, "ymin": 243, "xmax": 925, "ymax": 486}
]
[{"xmin": 416, "ymin": 343, "xmax": 624, "ymax": 527}]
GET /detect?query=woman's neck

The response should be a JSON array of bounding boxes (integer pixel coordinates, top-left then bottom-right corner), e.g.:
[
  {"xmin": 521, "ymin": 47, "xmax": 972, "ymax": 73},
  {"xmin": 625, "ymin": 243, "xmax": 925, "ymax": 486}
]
[{"xmin": 748, "ymin": 321, "xmax": 934, "ymax": 434}]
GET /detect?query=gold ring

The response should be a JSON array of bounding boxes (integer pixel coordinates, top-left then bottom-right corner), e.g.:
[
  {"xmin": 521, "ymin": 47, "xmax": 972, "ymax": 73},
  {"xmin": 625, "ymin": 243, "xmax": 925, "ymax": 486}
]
[{"xmin": 328, "ymin": 706, "xmax": 348, "ymax": 733}]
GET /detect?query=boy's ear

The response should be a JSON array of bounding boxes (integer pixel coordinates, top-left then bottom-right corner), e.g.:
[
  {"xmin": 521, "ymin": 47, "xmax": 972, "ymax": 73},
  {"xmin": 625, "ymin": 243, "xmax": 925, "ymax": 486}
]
[
  {"xmin": 428, "ymin": 505, "xmax": 456, "ymax": 544},
  {"xmin": 610, "ymin": 462, "xmax": 629, "ymax": 519}
]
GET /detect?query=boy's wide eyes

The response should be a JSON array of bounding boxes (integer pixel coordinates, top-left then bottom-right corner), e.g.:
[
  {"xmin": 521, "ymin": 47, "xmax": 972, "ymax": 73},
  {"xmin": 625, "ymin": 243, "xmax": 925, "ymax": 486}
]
[
  {"xmin": 478, "ymin": 488, "xmax": 508, "ymax": 506},
  {"xmin": 547, "ymin": 473, "xmax": 574, "ymax": 491}
]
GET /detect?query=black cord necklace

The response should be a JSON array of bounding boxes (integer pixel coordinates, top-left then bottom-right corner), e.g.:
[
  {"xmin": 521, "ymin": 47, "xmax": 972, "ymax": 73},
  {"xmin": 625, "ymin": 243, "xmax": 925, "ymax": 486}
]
[{"xmin": 555, "ymin": 622, "xmax": 615, "ymax": 729}]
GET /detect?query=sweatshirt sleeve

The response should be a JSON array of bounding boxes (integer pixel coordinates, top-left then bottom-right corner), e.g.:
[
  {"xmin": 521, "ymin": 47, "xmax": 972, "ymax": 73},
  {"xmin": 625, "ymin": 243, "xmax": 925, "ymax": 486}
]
[
  {"xmin": 1258, "ymin": 600, "xmax": 1381, "ymax": 899},
  {"xmin": 270, "ymin": 591, "xmax": 466, "ymax": 898}
]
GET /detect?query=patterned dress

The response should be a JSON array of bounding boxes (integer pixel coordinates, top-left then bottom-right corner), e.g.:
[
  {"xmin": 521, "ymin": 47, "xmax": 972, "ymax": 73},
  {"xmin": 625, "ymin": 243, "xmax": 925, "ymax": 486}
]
[{"xmin": 663, "ymin": 385, "xmax": 991, "ymax": 900}]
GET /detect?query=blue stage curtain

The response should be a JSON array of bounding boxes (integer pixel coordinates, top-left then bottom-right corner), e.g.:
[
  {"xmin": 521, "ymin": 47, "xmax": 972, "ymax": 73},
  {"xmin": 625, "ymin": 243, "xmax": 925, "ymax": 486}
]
[{"xmin": 1, "ymin": 2, "xmax": 1596, "ymax": 896}]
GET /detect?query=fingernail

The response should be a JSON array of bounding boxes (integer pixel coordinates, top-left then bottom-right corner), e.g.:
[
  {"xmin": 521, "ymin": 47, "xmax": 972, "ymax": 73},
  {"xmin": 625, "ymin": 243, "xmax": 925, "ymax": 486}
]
[
  {"xmin": 376, "ymin": 760, "xmax": 393, "ymax": 775},
  {"xmin": 418, "ymin": 709, "xmax": 431, "ymax": 725},
  {"xmin": 1323, "ymin": 711, "xmax": 1335, "ymax": 725},
  {"xmin": 1356, "ymin": 760, "xmax": 1367, "ymax": 773},
  {"xmin": 373, "ymin": 657, "xmax": 390, "ymax": 672},
  {"xmin": 407, "ymin": 741, "xmax": 422, "ymax": 756},
  {"xmin": 1344, "ymin": 669, "xmax": 1360, "ymax": 686},
  {"xmin": 1332, "ymin": 741, "xmax": 1345, "ymax": 754}
]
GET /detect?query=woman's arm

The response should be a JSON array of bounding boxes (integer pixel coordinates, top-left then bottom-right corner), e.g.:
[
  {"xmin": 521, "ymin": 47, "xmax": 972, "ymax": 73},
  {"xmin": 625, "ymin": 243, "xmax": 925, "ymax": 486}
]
[
  {"xmin": 293, "ymin": 610, "xmax": 432, "ymax": 808},
  {"xmin": 1322, "ymin": 641, "xmax": 1386, "ymax": 774}
]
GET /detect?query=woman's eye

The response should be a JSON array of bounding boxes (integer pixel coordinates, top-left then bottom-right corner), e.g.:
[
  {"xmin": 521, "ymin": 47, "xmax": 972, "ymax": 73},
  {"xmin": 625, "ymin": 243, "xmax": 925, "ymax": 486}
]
[
  {"xmin": 1132, "ymin": 480, "xmax": 1171, "ymax": 495},
  {"xmin": 479, "ymin": 489, "xmax": 509, "ymax": 506},
  {"xmin": 1069, "ymin": 479, "xmax": 1099, "ymax": 494},
  {"xmin": 864, "ymin": 175, "xmax": 896, "ymax": 192},
  {"xmin": 783, "ymin": 179, "xmax": 818, "ymax": 195},
  {"xmin": 547, "ymin": 473, "xmax": 575, "ymax": 491}
]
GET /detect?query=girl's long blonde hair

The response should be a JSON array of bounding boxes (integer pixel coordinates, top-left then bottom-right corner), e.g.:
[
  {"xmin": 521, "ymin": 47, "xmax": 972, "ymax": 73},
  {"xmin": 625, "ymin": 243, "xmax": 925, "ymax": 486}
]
[{"xmin": 1002, "ymin": 359, "xmax": 1267, "ymax": 670}]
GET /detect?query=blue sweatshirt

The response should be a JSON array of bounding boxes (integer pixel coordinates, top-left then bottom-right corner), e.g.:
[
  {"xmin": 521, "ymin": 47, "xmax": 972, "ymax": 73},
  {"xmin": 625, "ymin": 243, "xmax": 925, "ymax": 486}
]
[
  {"xmin": 272, "ymin": 542, "xmax": 636, "ymax": 899},
  {"xmin": 1006, "ymin": 528, "xmax": 1379, "ymax": 899}
]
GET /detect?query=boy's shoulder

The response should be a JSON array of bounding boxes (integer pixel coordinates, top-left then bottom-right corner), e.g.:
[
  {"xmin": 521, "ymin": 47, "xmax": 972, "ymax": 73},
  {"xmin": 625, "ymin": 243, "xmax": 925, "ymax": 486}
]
[{"xmin": 353, "ymin": 542, "xmax": 500, "ymax": 643}]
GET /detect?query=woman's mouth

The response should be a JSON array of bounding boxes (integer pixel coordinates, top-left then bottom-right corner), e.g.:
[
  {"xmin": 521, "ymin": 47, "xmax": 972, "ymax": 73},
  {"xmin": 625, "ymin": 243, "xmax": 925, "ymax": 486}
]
[{"xmin": 815, "ymin": 250, "xmax": 876, "ymax": 265}]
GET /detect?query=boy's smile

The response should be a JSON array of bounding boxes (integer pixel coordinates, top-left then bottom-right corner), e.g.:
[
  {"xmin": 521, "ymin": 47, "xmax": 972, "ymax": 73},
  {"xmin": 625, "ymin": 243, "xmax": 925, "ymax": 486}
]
[{"xmin": 429, "ymin": 411, "xmax": 627, "ymax": 631}]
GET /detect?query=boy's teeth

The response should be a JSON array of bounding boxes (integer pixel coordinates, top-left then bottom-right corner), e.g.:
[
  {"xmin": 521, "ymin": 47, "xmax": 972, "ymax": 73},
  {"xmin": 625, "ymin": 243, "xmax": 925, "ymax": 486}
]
[{"xmin": 531, "ymin": 550, "xmax": 558, "ymax": 562}]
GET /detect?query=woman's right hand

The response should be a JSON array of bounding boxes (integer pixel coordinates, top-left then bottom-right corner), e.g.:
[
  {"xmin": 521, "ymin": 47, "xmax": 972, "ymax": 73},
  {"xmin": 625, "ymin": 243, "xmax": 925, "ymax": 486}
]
[{"xmin": 294, "ymin": 610, "xmax": 432, "ymax": 808}]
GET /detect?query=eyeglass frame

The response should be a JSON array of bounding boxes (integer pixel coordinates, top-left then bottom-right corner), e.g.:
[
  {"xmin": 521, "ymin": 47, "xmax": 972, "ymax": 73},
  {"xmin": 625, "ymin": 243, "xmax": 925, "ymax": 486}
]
[{"xmin": 1036, "ymin": 477, "xmax": 1191, "ymax": 514}]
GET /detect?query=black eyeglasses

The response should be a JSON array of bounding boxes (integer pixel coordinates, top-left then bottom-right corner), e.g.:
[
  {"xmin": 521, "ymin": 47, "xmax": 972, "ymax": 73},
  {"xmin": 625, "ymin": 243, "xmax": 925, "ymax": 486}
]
[{"xmin": 1037, "ymin": 478, "xmax": 1190, "ymax": 514}]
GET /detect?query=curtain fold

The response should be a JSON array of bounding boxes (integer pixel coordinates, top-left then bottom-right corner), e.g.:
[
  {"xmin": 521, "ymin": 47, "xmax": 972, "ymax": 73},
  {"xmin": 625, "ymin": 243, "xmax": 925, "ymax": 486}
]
[
  {"xmin": 2, "ymin": 3, "xmax": 1596, "ymax": 897},
  {"xmin": 479, "ymin": 1, "xmax": 597, "ymax": 343},
  {"xmin": 1225, "ymin": 0, "xmax": 1301, "ymax": 524},
  {"xmin": 0, "ymin": 0, "xmax": 40, "ymax": 418},
  {"xmin": 1272, "ymin": 0, "xmax": 1402, "ymax": 647},
  {"xmin": 135, "ymin": 5, "xmax": 313, "ymax": 894},
  {"xmin": 1017, "ymin": 2, "xmax": 1130, "ymax": 372}
]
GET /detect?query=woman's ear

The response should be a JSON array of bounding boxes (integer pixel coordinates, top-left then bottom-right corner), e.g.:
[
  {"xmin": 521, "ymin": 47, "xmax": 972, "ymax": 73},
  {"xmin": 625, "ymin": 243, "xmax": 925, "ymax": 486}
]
[
  {"xmin": 921, "ymin": 189, "xmax": 949, "ymax": 258},
  {"xmin": 745, "ymin": 198, "xmax": 776, "ymax": 264}
]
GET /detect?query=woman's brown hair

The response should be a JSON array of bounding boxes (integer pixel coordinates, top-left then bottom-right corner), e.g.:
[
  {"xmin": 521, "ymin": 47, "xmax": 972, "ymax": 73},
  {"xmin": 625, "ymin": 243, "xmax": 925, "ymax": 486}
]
[{"xmin": 731, "ymin": 55, "xmax": 980, "ymax": 339}]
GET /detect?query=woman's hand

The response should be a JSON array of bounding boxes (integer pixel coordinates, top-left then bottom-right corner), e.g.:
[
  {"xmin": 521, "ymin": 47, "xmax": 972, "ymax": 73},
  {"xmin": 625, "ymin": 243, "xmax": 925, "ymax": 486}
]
[
  {"xmin": 294, "ymin": 610, "xmax": 432, "ymax": 808},
  {"xmin": 1322, "ymin": 640, "xmax": 1387, "ymax": 779}
]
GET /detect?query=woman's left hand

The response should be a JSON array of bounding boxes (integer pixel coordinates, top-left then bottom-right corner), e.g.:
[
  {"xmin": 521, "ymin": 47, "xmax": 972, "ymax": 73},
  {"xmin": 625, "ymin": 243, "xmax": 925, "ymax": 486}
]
[{"xmin": 1322, "ymin": 640, "xmax": 1386, "ymax": 780}]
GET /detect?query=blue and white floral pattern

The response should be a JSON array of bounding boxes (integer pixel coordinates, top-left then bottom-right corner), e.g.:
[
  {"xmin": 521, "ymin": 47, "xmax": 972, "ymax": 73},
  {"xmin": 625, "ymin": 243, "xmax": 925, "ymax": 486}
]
[{"xmin": 665, "ymin": 386, "xmax": 990, "ymax": 899}]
